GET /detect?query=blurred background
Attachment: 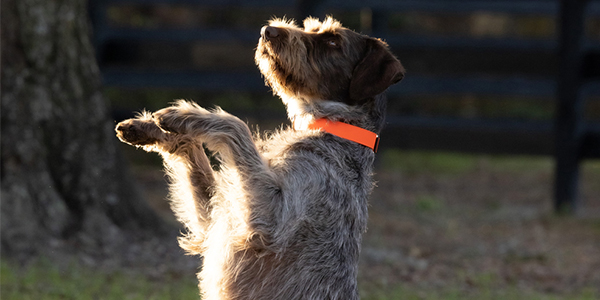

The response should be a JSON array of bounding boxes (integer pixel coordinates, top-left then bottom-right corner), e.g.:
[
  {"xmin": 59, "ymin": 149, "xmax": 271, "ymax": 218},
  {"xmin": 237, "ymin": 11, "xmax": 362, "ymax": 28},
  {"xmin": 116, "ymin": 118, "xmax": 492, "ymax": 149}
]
[{"xmin": 2, "ymin": 0, "xmax": 600, "ymax": 299}]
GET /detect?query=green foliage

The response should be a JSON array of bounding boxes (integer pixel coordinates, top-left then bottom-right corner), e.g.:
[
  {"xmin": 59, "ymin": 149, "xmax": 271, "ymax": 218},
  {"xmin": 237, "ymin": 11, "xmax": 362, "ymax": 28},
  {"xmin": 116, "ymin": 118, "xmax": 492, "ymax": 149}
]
[{"xmin": 0, "ymin": 259, "xmax": 199, "ymax": 300}]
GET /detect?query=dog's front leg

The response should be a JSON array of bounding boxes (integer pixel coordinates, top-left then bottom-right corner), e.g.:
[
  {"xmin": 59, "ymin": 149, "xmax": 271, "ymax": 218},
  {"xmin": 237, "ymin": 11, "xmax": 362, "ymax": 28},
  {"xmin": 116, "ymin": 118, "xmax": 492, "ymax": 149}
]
[
  {"xmin": 115, "ymin": 112, "xmax": 215, "ymax": 252},
  {"xmin": 153, "ymin": 101, "xmax": 282, "ymax": 251}
]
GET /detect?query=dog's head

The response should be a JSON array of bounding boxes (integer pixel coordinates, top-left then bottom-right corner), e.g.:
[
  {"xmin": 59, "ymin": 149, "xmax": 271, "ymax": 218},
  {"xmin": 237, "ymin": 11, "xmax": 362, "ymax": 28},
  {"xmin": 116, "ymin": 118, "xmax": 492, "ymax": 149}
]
[{"xmin": 255, "ymin": 16, "xmax": 404, "ymax": 106}]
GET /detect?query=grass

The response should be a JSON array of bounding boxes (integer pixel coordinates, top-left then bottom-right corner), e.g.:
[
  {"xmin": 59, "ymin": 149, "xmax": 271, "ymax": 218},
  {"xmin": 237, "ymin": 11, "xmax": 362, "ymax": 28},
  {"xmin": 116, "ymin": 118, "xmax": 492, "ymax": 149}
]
[
  {"xmin": 361, "ymin": 285, "xmax": 599, "ymax": 300},
  {"xmin": 3, "ymin": 259, "xmax": 597, "ymax": 300},
  {"xmin": 415, "ymin": 194, "xmax": 444, "ymax": 212},
  {"xmin": 378, "ymin": 149, "xmax": 556, "ymax": 175},
  {"xmin": 4, "ymin": 151, "xmax": 598, "ymax": 299},
  {"xmin": 379, "ymin": 149, "xmax": 480, "ymax": 175},
  {"xmin": 0, "ymin": 259, "xmax": 199, "ymax": 300},
  {"xmin": 360, "ymin": 272, "xmax": 599, "ymax": 300}
]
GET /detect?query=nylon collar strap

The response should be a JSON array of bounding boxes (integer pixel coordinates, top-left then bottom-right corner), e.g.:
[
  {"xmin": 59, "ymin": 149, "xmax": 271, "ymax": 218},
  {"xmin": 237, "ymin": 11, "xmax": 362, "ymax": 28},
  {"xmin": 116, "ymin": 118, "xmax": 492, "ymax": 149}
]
[{"xmin": 308, "ymin": 118, "xmax": 380, "ymax": 153}]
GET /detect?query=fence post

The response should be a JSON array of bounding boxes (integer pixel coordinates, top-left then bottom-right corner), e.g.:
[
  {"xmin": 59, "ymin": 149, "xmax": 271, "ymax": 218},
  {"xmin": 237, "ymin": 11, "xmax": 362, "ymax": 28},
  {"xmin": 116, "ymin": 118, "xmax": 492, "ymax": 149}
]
[{"xmin": 555, "ymin": 0, "xmax": 589, "ymax": 213}]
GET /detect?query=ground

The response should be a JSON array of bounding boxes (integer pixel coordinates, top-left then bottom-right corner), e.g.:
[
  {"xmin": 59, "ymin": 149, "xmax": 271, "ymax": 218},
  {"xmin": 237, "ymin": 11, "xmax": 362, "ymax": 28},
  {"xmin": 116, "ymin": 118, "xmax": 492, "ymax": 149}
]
[
  {"xmin": 2, "ymin": 149, "xmax": 599, "ymax": 299},
  {"xmin": 360, "ymin": 151, "xmax": 600, "ymax": 299}
]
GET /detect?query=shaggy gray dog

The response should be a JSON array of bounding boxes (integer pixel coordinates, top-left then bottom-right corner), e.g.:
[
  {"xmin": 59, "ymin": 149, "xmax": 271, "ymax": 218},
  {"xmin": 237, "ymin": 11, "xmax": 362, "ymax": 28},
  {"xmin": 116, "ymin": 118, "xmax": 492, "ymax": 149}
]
[{"xmin": 116, "ymin": 16, "xmax": 404, "ymax": 300}]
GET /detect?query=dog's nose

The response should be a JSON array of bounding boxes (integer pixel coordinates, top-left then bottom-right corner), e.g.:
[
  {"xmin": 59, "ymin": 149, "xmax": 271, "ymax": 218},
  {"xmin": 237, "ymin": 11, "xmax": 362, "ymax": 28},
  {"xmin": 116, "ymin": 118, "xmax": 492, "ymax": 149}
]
[{"xmin": 261, "ymin": 26, "xmax": 279, "ymax": 40}]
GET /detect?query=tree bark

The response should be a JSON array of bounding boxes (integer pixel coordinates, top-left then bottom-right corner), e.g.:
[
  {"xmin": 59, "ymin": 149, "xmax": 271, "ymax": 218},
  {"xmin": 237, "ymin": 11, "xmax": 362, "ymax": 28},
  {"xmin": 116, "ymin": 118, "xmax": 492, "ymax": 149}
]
[{"xmin": 1, "ymin": 0, "xmax": 170, "ymax": 258}]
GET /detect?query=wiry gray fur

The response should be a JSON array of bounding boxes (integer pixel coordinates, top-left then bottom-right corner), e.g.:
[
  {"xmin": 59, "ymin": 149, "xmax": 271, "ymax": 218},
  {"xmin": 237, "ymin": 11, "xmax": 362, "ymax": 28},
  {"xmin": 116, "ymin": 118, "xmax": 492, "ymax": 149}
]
[{"xmin": 115, "ymin": 16, "xmax": 404, "ymax": 300}]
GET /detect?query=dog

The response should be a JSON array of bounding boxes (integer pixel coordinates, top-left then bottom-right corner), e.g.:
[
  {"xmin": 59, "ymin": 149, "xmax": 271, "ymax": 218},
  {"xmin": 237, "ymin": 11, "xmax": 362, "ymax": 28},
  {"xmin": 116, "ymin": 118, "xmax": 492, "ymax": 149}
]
[{"xmin": 115, "ymin": 16, "xmax": 404, "ymax": 300}]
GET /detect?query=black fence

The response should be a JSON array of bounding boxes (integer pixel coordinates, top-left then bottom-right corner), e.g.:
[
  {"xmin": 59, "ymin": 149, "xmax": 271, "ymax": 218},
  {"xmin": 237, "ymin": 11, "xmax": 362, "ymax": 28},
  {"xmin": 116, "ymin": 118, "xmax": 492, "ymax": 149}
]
[{"xmin": 90, "ymin": 0, "xmax": 600, "ymax": 213}]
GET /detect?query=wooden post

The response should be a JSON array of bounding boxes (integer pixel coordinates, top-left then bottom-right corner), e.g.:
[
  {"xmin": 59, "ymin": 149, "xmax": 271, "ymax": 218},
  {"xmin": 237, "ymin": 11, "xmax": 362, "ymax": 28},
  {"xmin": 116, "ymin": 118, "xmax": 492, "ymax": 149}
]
[{"xmin": 555, "ymin": 0, "xmax": 589, "ymax": 213}]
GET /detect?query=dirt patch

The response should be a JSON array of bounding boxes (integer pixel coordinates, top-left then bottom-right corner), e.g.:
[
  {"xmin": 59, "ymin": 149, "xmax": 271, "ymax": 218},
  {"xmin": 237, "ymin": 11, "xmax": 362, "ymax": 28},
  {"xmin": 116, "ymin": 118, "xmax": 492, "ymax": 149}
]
[{"xmin": 359, "ymin": 161, "xmax": 600, "ymax": 295}]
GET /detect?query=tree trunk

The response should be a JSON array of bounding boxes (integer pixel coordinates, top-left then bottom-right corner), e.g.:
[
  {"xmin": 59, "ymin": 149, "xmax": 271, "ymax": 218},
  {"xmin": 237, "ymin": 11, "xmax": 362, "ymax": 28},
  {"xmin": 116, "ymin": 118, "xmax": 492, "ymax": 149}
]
[{"xmin": 1, "ymin": 0, "xmax": 170, "ymax": 258}]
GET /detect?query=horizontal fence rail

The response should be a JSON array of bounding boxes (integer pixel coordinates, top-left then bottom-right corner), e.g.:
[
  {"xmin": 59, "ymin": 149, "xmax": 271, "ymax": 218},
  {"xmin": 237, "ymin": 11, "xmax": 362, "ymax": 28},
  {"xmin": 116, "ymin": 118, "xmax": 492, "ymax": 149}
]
[{"xmin": 91, "ymin": 0, "xmax": 600, "ymax": 213}]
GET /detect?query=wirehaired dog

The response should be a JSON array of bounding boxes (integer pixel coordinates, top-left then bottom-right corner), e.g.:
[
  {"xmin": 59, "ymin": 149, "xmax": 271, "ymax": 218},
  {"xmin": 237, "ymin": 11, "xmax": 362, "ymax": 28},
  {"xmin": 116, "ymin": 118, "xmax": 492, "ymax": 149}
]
[{"xmin": 116, "ymin": 16, "xmax": 404, "ymax": 300}]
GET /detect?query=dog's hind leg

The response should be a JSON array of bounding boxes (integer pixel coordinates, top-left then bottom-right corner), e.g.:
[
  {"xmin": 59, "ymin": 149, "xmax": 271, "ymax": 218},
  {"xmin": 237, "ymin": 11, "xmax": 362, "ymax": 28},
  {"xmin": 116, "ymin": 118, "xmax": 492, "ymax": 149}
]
[{"xmin": 115, "ymin": 112, "xmax": 215, "ymax": 252}]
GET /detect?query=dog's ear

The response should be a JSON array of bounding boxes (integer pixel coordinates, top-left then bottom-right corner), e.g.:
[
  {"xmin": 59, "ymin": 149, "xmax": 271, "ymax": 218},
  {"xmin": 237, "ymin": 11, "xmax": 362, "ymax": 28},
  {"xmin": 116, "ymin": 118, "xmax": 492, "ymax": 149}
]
[{"xmin": 349, "ymin": 38, "xmax": 405, "ymax": 104}]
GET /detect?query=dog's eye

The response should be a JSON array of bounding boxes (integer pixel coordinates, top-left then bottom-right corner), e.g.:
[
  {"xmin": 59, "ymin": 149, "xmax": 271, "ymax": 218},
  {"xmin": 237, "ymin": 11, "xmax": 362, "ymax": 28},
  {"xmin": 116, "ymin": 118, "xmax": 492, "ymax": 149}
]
[{"xmin": 326, "ymin": 39, "xmax": 338, "ymax": 47}]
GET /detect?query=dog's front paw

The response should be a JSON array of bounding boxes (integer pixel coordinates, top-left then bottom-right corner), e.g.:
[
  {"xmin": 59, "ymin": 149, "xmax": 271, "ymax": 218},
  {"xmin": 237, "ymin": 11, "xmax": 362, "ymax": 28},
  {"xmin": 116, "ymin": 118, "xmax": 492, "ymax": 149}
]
[
  {"xmin": 115, "ymin": 118, "xmax": 162, "ymax": 146},
  {"xmin": 153, "ymin": 100, "xmax": 209, "ymax": 134}
]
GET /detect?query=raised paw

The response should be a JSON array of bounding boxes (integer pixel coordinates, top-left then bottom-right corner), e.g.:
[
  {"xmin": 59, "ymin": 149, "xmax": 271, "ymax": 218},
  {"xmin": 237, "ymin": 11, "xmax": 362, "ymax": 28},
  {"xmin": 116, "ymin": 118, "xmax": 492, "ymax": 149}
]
[
  {"xmin": 115, "ymin": 117, "xmax": 163, "ymax": 146},
  {"xmin": 152, "ymin": 100, "xmax": 210, "ymax": 134}
]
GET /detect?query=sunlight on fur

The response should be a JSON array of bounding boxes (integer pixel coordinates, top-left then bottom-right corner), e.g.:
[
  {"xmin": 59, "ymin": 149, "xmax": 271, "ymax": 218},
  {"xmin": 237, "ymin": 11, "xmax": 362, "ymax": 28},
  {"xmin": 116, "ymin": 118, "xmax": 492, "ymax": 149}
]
[{"xmin": 115, "ymin": 16, "xmax": 404, "ymax": 300}]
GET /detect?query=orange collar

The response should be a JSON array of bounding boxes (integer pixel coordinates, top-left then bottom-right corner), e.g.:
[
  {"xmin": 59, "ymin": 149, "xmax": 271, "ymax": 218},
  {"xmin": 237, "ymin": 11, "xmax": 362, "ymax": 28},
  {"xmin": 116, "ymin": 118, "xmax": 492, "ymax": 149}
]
[{"xmin": 308, "ymin": 118, "xmax": 380, "ymax": 152}]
